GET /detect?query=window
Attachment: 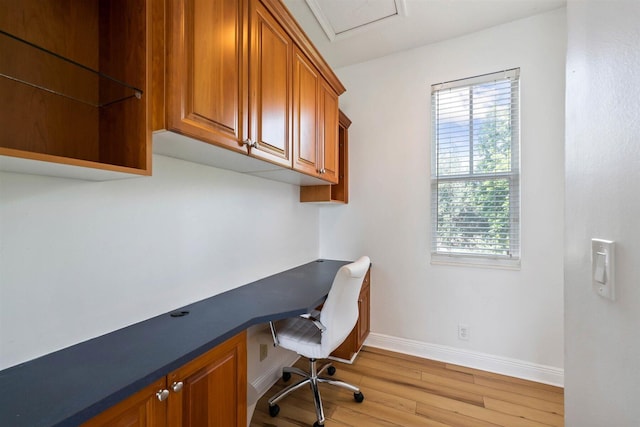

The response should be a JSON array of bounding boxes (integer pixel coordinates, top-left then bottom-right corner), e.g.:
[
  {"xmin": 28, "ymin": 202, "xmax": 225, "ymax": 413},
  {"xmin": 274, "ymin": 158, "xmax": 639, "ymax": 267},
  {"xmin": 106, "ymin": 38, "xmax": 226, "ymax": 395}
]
[{"xmin": 431, "ymin": 69, "xmax": 520, "ymax": 267}]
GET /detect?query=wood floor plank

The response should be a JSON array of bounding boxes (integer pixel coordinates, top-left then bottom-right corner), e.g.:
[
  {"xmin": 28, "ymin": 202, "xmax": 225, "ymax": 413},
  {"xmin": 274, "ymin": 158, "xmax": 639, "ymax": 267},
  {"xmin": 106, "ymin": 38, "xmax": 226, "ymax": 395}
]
[
  {"xmin": 417, "ymin": 402, "xmax": 503, "ymax": 427},
  {"xmin": 332, "ymin": 399, "xmax": 451, "ymax": 427},
  {"xmin": 484, "ymin": 397, "xmax": 564, "ymax": 426},
  {"xmin": 330, "ymin": 406, "xmax": 399, "ymax": 427},
  {"xmin": 420, "ymin": 370, "xmax": 564, "ymax": 415},
  {"xmin": 474, "ymin": 376, "xmax": 564, "ymax": 403},
  {"xmin": 358, "ymin": 350, "xmax": 475, "ymax": 384},
  {"xmin": 446, "ymin": 364, "xmax": 563, "ymax": 394},
  {"xmin": 333, "ymin": 384, "xmax": 417, "ymax": 414},
  {"xmin": 352, "ymin": 353, "xmax": 424, "ymax": 380},
  {"xmin": 415, "ymin": 398, "xmax": 549, "ymax": 427},
  {"xmin": 362, "ymin": 347, "xmax": 448, "ymax": 369},
  {"xmin": 356, "ymin": 366, "xmax": 485, "ymax": 406}
]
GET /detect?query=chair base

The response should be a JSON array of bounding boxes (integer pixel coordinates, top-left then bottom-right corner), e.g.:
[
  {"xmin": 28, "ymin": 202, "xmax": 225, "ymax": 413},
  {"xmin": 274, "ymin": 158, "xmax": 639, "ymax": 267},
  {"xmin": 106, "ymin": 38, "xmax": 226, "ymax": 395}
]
[{"xmin": 267, "ymin": 358, "xmax": 364, "ymax": 426}]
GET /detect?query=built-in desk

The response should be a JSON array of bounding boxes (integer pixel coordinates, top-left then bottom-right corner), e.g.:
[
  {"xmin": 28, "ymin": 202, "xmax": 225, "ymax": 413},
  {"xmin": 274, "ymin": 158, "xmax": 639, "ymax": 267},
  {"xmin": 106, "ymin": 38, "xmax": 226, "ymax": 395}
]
[{"xmin": 0, "ymin": 259, "xmax": 350, "ymax": 427}]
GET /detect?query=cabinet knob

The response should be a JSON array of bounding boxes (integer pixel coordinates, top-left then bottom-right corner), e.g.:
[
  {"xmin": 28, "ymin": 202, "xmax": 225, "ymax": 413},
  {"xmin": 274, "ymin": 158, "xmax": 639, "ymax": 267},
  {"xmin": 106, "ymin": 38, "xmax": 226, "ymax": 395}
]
[
  {"xmin": 171, "ymin": 381, "xmax": 184, "ymax": 393},
  {"xmin": 156, "ymin": 389, "xmax": 170, "ymax": 401},
  {"xmin": 242, "ymin": 139, "xmax": 259, "ymax": 149},
  {"xmin": 320, "ymin": 168, "xmax": 326, "ymax": 174}
]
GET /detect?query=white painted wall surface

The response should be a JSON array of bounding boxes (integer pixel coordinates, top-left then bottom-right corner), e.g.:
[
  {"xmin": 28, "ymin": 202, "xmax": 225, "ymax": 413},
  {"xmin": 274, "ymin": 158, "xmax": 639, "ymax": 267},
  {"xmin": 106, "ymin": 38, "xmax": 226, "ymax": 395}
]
[
  {"xmin": 0, "ymin": 155, "xmax": 319, "ymax": 374},
  {"xmin": 565, "ymin": 1, "xmax": 640, "ymax": 425},
  {"xmin": 320, "ymin": 9, "xmax": 566, "ymax": 380}
]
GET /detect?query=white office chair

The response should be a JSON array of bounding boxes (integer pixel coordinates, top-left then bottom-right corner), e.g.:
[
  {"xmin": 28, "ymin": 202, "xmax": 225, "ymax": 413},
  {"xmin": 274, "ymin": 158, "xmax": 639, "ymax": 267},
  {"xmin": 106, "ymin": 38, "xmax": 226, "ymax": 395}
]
[{"xmin": 267, "ymin": 256, "xmax": 370, "ymax": 427}]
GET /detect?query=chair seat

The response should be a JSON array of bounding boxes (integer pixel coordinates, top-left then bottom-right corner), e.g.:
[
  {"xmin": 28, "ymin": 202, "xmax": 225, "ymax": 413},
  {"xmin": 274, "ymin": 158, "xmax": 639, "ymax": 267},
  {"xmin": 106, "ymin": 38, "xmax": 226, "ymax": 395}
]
[{"xmin": 275, "ymin": 310, "xmax": 327, "ymax": 359}]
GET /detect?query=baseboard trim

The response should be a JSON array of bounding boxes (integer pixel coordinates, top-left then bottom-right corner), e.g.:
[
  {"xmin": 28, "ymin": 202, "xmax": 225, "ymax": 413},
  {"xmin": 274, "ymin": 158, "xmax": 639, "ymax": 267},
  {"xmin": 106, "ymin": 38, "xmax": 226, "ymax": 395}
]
[
  {"xmin": 365, "ymin": 332, "xmax": 564, "ymax": 387},
  {"xmin": 250, "ymin": 353, "xmax": 300, "ymax": 398}
]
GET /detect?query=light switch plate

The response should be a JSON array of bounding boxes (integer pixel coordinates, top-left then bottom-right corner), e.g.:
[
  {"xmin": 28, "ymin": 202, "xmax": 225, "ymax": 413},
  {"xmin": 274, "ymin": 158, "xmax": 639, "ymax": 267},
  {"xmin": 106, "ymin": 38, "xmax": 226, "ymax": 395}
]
[{"xmin": 591, "ymin": 239, "xmax": 615, "ymax": 300}]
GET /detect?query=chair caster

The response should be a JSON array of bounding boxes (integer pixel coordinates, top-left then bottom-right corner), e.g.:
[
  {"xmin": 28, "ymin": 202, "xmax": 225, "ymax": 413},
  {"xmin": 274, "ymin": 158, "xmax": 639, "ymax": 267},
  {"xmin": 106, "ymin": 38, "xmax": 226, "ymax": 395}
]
[
  {"xmin": 269, "ymin": 404, "xmax": 280, "ymax": 417},
  {"xmin": 327, "ymin": 366, "xmax": 336, "ymax": 376},
  {"xmin": 313, "ymin": 422, "xmax": 323, "ymax": 427},
  {"xmin": 282, "ymin": 371, "xmax": 291, "ymax": 382},
  {"xmin": 354, "ymin": 391, "xmax": 364, "ymax": 403}
]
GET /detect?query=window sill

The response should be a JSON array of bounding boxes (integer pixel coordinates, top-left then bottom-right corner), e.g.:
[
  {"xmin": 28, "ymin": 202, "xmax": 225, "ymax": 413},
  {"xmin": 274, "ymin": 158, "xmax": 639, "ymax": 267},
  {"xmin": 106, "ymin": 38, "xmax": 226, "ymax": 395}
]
[{"xmin": 431, "ymin": 253, "xmax": 521, "ymax": 270}]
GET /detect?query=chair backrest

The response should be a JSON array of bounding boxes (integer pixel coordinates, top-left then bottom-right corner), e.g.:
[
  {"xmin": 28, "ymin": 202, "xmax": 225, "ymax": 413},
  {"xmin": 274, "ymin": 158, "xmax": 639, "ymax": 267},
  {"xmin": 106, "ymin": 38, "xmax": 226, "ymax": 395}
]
[{"xmin": 319, "ymin": 256, "xmax": 370, "ymax": 356}]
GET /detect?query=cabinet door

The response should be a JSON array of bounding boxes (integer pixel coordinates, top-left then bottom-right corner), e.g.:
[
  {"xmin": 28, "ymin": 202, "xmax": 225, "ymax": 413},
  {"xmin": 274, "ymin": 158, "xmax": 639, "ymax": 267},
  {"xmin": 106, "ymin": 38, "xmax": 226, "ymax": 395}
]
[
  {"xmin": 81, "ymin": 378, "xmax": 167, "ymax": 427},
  {"xmin": 166, "ymin": 0, "xmax": 247, "ymax": 151},
  {"xmin": 167, "ymin": 331, "xmax": 247, "ymax": 427},
  {"xmin": 292, "ymin": 47, "xmax": 320, "ymax": 177},
  {"xmin": 318, "ymin": 80, "xmax": 340, "ymax": 184},
  {"xmin": 356, "ymin": 270, "xmax": 371, "ymax": 349},
  {"xmin": 330, "ymin": 268, "xmax": 370, "ymax": 361},
  {"xmin": 249, "ymin": 0, "xmax": 292, "ymax": 167}
]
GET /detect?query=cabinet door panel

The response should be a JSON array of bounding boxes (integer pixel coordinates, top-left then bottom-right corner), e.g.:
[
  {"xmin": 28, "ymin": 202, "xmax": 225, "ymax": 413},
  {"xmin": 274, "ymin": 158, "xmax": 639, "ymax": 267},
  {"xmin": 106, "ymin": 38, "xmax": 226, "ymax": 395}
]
[
  {"xmin": 192, "ymin": 0, "xmax": 238, "ymax": 130},
  {"xmin": 330, "ymin": 268, "xmax": 370, "ymax": 361},
  {"xmin": 319, "ymin": 80, "xmax": 339, "ymax": 184},
  {"xmin": 292, "ymin": 48, "xmax": 319, "ymax": 176},
  {"xmin": 167, "ymin": 0, "xmax": 246, "ymax": 150},
  {"xmin": 167, "ymin": 332, "xmax": 247, "ymax": 427},
  {"xmin": 249, "ymin": 1, "xmax": 291, "ymax": 167},
  {"xmin": 357, "ymin": 272, "xmax": 371, "ymax": 349},
  {"xmin": 81, "ymin": 378, "xmax": 166, "ymax": 427}
]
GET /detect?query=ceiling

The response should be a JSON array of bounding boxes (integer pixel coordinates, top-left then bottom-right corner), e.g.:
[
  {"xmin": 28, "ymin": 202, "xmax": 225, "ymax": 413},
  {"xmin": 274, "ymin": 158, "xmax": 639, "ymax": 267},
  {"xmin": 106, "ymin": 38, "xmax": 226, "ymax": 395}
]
[{"xmin": 282, "ymin": 0, "xmax": 566, "ymax": 69}]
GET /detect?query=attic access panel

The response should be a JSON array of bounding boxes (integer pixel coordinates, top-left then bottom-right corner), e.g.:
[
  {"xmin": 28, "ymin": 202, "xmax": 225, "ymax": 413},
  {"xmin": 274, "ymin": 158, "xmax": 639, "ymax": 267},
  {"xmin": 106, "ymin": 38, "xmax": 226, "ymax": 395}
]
[{"xmin": 305, "ymin": 0, "xmax": 407, "ymax": 41}]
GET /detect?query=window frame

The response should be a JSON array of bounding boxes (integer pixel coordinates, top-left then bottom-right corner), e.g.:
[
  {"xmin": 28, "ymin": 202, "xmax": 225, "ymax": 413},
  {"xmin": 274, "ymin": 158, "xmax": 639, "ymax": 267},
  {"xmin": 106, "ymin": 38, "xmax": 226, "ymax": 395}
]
[{"xmin": 430, "ymin": 68, "xmax": 521, "ymax": 269}]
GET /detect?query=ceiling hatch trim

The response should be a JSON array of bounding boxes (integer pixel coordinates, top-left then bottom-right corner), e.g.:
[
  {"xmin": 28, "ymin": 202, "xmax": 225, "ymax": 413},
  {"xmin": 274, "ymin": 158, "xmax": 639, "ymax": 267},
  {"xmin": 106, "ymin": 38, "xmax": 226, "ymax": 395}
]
[{"xmin": 305, "ymin": 0, "xmax": 407, "ymax": 42}]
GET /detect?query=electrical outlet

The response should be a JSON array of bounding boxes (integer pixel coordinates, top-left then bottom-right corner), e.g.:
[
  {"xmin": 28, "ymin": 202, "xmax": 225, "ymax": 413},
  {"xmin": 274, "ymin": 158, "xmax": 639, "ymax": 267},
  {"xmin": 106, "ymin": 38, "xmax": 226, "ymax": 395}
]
[
  {"xmin": 259, "ymin": 343, "xmax": 268, "ymax": 361},
  {"xmin": 458, "ymin": 323, "xmax": 470, "ymax": 341}
]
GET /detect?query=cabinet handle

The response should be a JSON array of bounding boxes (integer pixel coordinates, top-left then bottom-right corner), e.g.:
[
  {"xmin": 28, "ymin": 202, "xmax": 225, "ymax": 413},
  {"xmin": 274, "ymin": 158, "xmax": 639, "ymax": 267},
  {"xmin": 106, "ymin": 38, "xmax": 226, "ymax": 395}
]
[
  {"xmin": 156, "ymin": 389, "xmax": 170, "ymax": 401},
  {"xmin": 320, "ymin": 168, "xmax": 326, "ymax": 174},
  {"xmin": 171, "ymin": 381, "xmax": 184, "ymax": 393},
  {"xmin": 241, "ymin": 139, "xmax": 255, "ymax": 148}
]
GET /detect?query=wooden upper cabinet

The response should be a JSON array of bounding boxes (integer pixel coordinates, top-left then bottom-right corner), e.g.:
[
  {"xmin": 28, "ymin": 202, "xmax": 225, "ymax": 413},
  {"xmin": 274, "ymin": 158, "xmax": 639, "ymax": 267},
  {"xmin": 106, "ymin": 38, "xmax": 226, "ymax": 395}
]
[
  {"xmin": 292, "ymin": 47, "xmax": 339, "ymax": 183},
  {"xmin": 292, "ymin": 47, "xmax": 320, "ymax": 177},
  {"xmin": 166, "ymin": 0, "xmax": 248, "ymax": 152},
  {"xmin": 81, "ymin": 378, "xmax": 167, "ymax": 427},
  {"xmin": 166, "ymin": 331, "xmax": 247, "ymax": 427},
  {"xmin": 248, "ymin": 0, "xmax": 292, "ymax": 167},
  {"xmin": 161, "ymin": 0, "xmax": 345, "ymax": 183},
  {"xmin": 319, "ymin": 80, "xmax": 339, "ymax": 184}
]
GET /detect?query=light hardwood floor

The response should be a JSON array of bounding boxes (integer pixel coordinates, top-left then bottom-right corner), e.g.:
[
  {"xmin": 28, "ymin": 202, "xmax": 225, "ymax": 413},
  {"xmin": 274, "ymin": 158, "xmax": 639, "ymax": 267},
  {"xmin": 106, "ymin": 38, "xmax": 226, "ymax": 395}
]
[{"xmin": 250, "ymin": 347, "xmax": 564, "ymax": 427}]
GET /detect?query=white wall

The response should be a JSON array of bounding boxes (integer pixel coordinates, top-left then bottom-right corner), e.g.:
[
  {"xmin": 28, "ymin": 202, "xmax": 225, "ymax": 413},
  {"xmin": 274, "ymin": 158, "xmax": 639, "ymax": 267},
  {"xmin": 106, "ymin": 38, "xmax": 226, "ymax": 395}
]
[
  {"xmin": 320, "ymin": 9, "xmax": 566, "ymax": 381},
  {"xmin": 565, "ymin": 1, "xmax": 640, "ymax": 425},
  {"xmin": 0, "ymin": 155, "xmax": 319, "ymax": 376}
]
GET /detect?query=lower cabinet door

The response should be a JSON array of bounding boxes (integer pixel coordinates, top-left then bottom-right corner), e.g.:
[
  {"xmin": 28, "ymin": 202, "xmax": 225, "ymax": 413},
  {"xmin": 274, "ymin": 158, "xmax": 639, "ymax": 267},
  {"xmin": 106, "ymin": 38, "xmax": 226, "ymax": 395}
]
[
  {"xmin": 167, "ymin": 331, "xmax": 247, "ymax": 427},
  {"xmin": 356, "ymin": 270, "xmax": 371, "ymax": 349},
  {"xmin": 81, "ymin": 378, "xmax": 167, "ymax": 427},
  {"xmin": 330, "ymin": 268, "xmax": 371, "ymax": 361}
]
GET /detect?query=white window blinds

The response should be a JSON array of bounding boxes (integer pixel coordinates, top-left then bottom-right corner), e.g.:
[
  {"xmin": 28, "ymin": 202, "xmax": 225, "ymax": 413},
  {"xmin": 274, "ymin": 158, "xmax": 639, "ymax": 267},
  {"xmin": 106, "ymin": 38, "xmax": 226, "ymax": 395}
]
[{"xmin": 431, "ymin": 68, "xmax": 520, "ymax": 264}]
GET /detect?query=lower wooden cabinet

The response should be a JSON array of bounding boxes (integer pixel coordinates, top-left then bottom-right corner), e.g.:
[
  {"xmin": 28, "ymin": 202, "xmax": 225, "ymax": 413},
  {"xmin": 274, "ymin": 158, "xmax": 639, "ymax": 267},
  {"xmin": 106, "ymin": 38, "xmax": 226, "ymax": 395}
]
[
  {"xmin": 83, "ymin": 331, "xmax": 247, "ymax": 427},
  {"xmin": 167, "ymin": 331, "xmax": 247, "ymax": 426},
  {"xmin": 330, "ymin": 268, "xmax": 371, "ymax": 362}
]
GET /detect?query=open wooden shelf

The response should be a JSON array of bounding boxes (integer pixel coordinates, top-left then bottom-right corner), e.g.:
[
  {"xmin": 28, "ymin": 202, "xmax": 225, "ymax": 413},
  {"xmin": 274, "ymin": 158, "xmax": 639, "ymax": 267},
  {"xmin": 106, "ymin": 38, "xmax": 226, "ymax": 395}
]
[
  {"xmin": 300, "ymin": 109, "xmax": 351, "ymax": 203},
  {"xmin": 0, "ymin": 0, "xmax": 151, "ymax": 180},
  {"xmin": 0, "ymin": 30, "xmax": 142, "ymax": 108}
]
